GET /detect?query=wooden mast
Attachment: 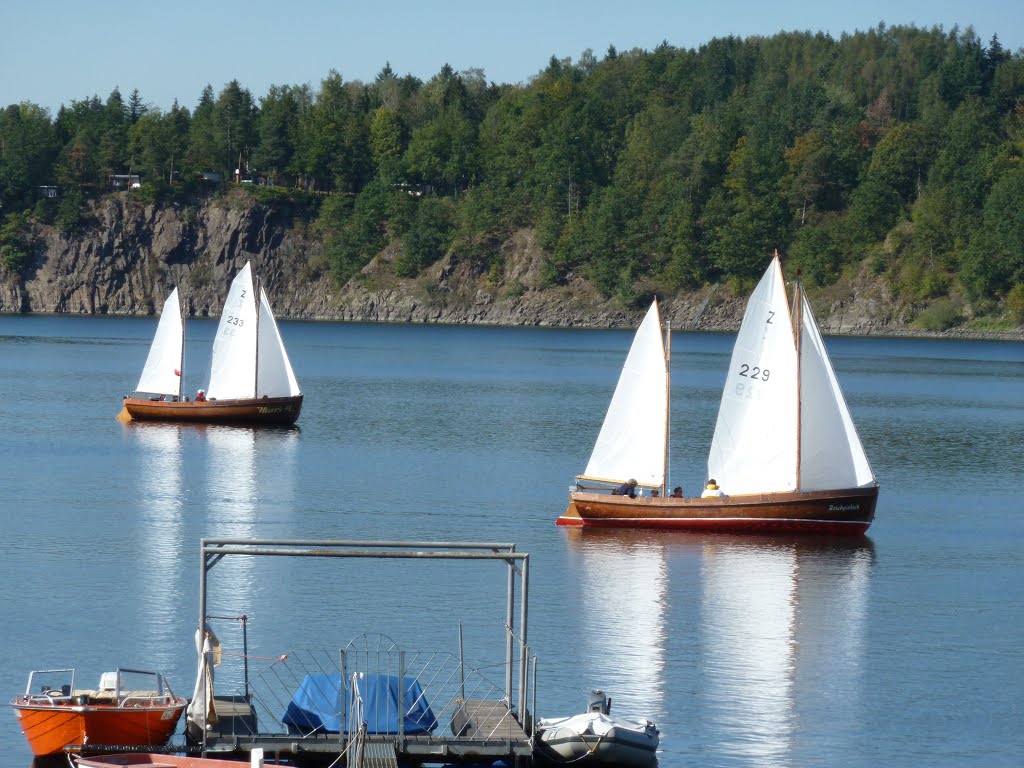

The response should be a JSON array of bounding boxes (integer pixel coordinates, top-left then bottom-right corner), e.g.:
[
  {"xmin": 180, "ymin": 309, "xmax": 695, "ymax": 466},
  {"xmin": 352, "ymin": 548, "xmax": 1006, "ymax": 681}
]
[
  {"xmin": 178, "ymin": 288, "xmax": 185, "ymax": 401},
  {"xmin": 663, "ymin": 305, "xmax": 671, "ymax": 498},
  {"xmin": 253, "ymin": 274, "xmax": 261, "ymax": 398},
  {"xmin": 791, "ymin": 259, "xmax": 803, "ymax": 492}
]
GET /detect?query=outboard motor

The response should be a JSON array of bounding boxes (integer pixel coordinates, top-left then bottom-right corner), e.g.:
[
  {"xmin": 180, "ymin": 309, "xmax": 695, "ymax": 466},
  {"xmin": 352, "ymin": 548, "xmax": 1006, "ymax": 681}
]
[{"xmin": 588, "ymin": 689, "xmax": 611, "ymax": 715}]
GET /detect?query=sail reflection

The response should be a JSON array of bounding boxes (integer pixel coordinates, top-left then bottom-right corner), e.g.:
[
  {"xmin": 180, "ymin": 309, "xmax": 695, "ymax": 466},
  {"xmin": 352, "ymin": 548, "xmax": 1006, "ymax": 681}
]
[
  {"xmin": 699, "ymin": 535, "xmax": 873, "ymax": 767},
  {"xmin": 205, "ymin": 424, "xmax": 259, "ymax": 556},
  {"xmin": 564, "ymin": 528, "xmax": 669, "ymax": 719},
  {"xmin": 201, "ymin": 426, "xmax": 299, "ymax": 689},
  {"xmin": 132, "ymin": 422, "xmax": 186, "ymax": 665},
  {"xmin": 202, "ymin": 426, "xmax": 259, "ymax": 695}
]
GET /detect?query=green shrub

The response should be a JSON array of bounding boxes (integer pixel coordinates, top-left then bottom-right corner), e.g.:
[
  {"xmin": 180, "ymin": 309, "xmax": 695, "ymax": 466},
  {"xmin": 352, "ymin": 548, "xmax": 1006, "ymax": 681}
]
[
  {"xmin": 1006, "ymin": 283, "xmax": 1024, "ymax": 325},
  {"xmin": 0, "ymin": 244, "xmax": 30, "ymax": 272},
  {"xmin": 33, "ymin": 198, "xmax": 58, "ymax": 224},
  {"xmin": 55, "ymin": 192, "xmax": 89, "ymax": 234},
  {"xmin": 395, "ymin": 197, "xmax": 453, "ymax": 278},
  {"xmin": 913, "ymin": 300, "xmax": 963, "ymax": 331}
]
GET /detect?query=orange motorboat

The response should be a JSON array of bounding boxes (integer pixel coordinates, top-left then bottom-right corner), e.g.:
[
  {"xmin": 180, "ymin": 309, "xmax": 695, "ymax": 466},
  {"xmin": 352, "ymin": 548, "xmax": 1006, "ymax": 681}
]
[{"xmin": 11, "ymin": 667, "xmax": 186, "ymax": 757}]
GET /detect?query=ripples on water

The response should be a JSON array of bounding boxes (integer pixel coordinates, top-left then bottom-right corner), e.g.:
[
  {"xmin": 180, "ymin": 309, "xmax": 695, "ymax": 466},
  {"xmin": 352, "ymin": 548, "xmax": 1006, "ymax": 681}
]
[{"xmin": 0, "ymin": 318, "xmax": 1021, "ymax": 767}]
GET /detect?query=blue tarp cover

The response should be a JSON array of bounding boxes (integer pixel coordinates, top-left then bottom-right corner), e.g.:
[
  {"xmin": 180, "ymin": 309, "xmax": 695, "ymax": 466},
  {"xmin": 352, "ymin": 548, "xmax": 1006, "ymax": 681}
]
[{"xmin": 281, "ymin": 673, "xmax": 436, "ymax": 734}]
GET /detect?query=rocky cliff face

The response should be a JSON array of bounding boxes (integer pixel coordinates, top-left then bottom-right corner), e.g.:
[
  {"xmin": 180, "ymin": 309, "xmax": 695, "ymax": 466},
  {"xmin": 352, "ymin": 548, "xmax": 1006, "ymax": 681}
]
[
  {"xmin": 0, "ymin": 192, "xmax": 1012, "ymax": 337},
  {"xmin": 2, "ymin": 193, "xmax": 339, "ymax": 318}
]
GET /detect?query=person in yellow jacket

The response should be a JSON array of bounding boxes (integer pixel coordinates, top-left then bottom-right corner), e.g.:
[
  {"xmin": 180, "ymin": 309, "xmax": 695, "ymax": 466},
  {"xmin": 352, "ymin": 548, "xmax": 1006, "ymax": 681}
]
[{"xmin": 701, "ymin": 479, "xmax": 726, "ymax": 498}]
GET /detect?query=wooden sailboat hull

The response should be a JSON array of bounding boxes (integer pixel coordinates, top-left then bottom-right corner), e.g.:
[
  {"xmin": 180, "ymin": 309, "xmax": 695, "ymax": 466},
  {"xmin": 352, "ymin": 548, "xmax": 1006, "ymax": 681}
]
[
  {"xmin": 11, "ymin": 699, "xmax": 186, "ymax": 756},
  {"xmin": 122, "ymin": 395, "xmax": 303, "ymax": 425},
  {"xmin": 560, "ymin": 485, "xmax": 878, "ymax": 534},
  {"xmin": 76, "ymin": 754, "xmax": 253, "ymax": 767}
]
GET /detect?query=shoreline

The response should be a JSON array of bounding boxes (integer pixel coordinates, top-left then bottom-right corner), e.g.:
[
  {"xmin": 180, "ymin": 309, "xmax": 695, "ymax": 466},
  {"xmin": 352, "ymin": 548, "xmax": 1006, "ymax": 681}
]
[{"xmin": 3, "ymin": 308, "xmax": 1021, "ymax": 342}]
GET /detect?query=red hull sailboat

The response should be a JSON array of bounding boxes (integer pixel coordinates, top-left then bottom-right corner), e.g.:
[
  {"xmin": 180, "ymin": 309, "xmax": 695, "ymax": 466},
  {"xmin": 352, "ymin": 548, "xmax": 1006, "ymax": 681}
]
[
  {"xmin": 560, "ymin": 254, "xmax": 878, "ymax": 534},
  {"xmin": 121, "ymin": 262, "xmax": 302, "ymax": 426}
]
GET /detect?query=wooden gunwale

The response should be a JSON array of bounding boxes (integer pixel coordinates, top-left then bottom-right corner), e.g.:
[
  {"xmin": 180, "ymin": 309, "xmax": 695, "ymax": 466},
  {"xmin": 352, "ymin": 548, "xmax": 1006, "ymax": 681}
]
[
  {"xmin": 122, "ymin": 395, "xmax": 302, "ymax": 425},
  {"xmin": 560, "ymin": 485, "xmax": 878, "ymax": 534}
]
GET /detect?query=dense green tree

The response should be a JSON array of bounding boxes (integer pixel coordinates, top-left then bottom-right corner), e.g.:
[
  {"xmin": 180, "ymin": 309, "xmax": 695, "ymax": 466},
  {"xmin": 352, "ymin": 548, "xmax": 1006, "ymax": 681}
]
[
  {"xmin": 403, "ymin": 110, "xmax": 479, "ymax": 193},
  {"xmin": 961, "ymin": 167, "xmax": 1024, "ymax": 298},
  {"xmin": 294, "ymin": 70, "xmax": 353, "ymax": 191},
  {"xmin": 369, "ymin": 107, "xmax": 405, "ymax": 183},
  {"xmin": 184, "ymin": 85, "xmax": 219, "ymax": 176},
  {"xmin": 2, "ymin": 24, "xmax": 1024, "ymax": 318},
  {"xmin": 252, "ymin": 85, "xmax": 299, "ymax": 183},
  {"xmin": 213, "ymin": 80, "xmax": 257, "ymax": 179},
  {"xmin": 0, "ymin": 103, "xmax": 58, "ymax": 207},
  {"xmin": 396, "ymin": 196, "xmax": 454, "ymax": 276},
  {"xmin": 127, "ymin": 89, "xmax": 147, "ymax": 124}
]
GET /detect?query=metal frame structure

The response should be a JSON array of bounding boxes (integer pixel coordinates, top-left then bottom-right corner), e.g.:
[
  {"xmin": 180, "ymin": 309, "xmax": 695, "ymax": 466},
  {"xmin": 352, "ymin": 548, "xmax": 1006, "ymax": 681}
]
[{"xmin": 196, "ymin": 538, "xmax": 533, "ymax": 763}]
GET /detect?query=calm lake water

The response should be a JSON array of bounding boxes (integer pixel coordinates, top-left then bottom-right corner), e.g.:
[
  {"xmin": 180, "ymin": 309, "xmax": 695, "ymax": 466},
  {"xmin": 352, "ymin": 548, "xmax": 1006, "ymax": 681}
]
[{"xmin": 1, "ymin": 315, "xmax": 1021, "ymax": 767}]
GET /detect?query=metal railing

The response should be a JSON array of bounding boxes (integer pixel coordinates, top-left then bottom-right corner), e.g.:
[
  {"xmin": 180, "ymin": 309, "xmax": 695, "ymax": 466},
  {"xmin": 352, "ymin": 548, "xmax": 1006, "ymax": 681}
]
[{"xmin": 206, "ymin": 637, "xmax": 535, "ymax": 745}]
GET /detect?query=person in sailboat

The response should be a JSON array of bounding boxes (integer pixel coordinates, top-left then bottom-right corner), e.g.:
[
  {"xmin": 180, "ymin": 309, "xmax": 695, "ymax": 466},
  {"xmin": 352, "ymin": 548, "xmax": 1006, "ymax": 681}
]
[
  {"xmin": 671, "ymin": 487, "xmax": 683, "ymax": 498},
  {"xmin": 701, "ymin": 479, "xmax": 725, "ymax": 498},
  {"xmin": 613, "ymin": 479, "xmax": 638, "ymax": 498},
  {"xmin": 195, "ymin": 389, "xmax": 207, "ymax": 402}
]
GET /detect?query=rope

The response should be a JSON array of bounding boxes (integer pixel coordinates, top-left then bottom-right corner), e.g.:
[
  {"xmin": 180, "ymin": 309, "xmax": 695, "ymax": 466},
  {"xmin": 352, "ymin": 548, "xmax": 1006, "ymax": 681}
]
[{"xmin": 219, "ymin": 652, "xmax": 288, "ymax": 662}]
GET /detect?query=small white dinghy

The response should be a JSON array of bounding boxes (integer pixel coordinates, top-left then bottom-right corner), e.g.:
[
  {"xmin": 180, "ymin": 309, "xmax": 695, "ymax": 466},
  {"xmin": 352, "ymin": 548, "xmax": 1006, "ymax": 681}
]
[{"xmin": 535, "ymin": 690, "xmax": 659, "ymax": 766}]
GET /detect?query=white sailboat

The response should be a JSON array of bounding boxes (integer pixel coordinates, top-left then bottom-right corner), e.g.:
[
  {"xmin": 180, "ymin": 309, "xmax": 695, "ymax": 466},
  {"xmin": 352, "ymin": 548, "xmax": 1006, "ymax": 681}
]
[
  {"xmin": 132, "ymin": 287, "xmax": 184, "ymax": 401},
  {"xmin": 560, "ymin": 253, "xmax": 879, "ymax": 534},
  {"xmin": 577, "ymin": 299, "xmax": 669, "ymax": 492},
  {"xmin": 121, "ymin": 262, "xmax": 303, "ymax": 425}
]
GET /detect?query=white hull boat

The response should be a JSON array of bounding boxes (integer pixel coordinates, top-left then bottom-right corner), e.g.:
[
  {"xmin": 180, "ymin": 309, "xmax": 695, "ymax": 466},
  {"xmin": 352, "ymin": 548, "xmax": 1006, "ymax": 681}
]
[{"xmin": 536, "ymin": 691, "xmax": 658, "ymax": 766}]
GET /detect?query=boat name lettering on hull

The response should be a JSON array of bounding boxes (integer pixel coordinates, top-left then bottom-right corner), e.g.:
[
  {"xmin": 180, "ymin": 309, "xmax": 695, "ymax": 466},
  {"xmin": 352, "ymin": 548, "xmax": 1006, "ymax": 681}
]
[{"xmin": 828, "ymin": 503, "xmax": 861, "ymax": 512}]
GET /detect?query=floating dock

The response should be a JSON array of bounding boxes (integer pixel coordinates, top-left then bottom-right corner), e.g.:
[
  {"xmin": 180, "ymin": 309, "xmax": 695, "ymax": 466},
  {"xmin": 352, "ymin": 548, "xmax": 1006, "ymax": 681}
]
[{"xmin": 188, "ymin": 538, "xmax": 538, "ymax": 767}]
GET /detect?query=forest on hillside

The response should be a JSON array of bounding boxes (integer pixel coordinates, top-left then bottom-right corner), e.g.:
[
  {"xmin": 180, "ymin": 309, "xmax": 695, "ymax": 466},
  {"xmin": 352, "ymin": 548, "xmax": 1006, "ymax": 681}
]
[{"xmin": 2, "ymin": 23, "xmax": 1024, "ymax": 326}]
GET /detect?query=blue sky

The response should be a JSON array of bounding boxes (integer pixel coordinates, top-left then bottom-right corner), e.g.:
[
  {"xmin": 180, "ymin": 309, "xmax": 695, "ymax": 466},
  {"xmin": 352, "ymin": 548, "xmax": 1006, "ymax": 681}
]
[{"xmin": 2, "ymin": 0, "xmax": 1020, "ymax": 115}]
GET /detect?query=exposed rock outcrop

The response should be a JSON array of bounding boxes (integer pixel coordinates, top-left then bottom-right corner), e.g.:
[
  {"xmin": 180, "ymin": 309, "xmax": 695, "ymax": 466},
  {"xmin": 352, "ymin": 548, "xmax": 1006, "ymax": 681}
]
[{"xmin": 2, "ymin": 192, "xmax": 1020, "ymax": 339}]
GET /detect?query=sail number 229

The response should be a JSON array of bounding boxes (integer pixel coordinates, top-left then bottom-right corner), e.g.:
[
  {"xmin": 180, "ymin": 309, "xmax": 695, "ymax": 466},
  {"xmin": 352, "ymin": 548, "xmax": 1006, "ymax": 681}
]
[{"xmin": 738, "ymin": 363, "xmax": 770, "ymax": 381}]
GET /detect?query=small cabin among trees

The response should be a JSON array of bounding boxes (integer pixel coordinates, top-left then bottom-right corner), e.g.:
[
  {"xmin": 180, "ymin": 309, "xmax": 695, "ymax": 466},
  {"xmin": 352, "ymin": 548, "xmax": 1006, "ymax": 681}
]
[{"xmin": 110, "ymin": 174, "xmax": 141, "ymax": 189}]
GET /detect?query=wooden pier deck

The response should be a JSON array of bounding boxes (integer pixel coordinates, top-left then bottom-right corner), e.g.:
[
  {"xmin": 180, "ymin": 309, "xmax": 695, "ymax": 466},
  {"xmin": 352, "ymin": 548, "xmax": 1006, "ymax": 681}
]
[
  {"xmin": 198, "ymin": 700, "xmax": 532, "ymax": 765},
  {"xmin": 199, "ymin": 697, "xmax": 532, "ymax": 766}
]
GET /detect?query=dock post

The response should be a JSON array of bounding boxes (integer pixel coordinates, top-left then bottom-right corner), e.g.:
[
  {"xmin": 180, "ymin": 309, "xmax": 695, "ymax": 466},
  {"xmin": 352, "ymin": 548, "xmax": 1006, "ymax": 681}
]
[
  {"xmin": 518, "ymin": 554, "xmax": 530, "ymax": 719},
  {"xmin": 458, "ymin": 623, "xmax": 466, "ymax": 701},
  {"xmin": 398, "ymin": 649, "xmax": 406, "ymax": 750},
  {"xmin": 505, "ymin": 547, "xmax": 515, "ymax": 706},
  {"xmin": 340, "ymin": 649, "xmax": 348, "ymax": 755}
]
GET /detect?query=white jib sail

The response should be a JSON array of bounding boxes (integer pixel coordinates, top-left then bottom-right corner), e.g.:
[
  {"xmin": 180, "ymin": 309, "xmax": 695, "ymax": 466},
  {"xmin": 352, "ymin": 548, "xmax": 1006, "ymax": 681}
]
[
  {"xmin": 798, "ymin": 293, "xmax": 875, "ymax": 489},
  {"xmin": 581, "ymin": 299, "xmax": 668, "ymax": 488},
  {"xmin": 256, "ymin": 286, "xmax": 301, "ymax": 397},
  {"xmin": 136, "ymin": 287, "xmax": 183, "ymax": 397},
  {"xmin": 707, "ymin": 257, "xmax": 799, "ymax": 495},
  {"xmin": 207, "ymin": 262, "xmax": 258, "ymax": 400}
]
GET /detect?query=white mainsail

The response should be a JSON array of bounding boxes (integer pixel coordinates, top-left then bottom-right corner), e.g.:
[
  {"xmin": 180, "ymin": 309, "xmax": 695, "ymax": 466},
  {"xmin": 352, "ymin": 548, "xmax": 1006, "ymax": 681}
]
[
  {"xmin": 707, "ymin": 257, "xmax": 799, "ymax": 494},
  {"xmin": 797, "ymin": 293, "xmax": 875, "ymax": 489},
  {"xmin": 708, "ymin": 255, "xmax": 875, "ymax": 495},
  {"xmin": 256, "ymin": 286, "xmax": 301, "ymax": 397},
  {"xmin": 135, "ymin": 287, "xmax": 183, "ymax": 398},
  {"xmin": 580, "ymin": 299, "xmax": 668, "ymax": 488},
  {"xmin": 207, "ymin": 263, "xmax": 259, "ymax": 400}
]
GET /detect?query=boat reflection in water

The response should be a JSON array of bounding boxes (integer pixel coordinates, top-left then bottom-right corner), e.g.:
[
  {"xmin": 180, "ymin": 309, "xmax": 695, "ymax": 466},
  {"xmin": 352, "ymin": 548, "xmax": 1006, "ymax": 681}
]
[
  {"xmin": 204, "ymin": 425, "xmax": 298, "ymax": 601},
  {"xmin": 564, "ymin": 528, "xmax": 669, "ymax": 721},
  {"xmin": 131, "ymin": 423, "xmax": 187, "ymax": 665},
  {"xmin": 564, "ymin": 529, "xmax": 873, "ymax": 764}
]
